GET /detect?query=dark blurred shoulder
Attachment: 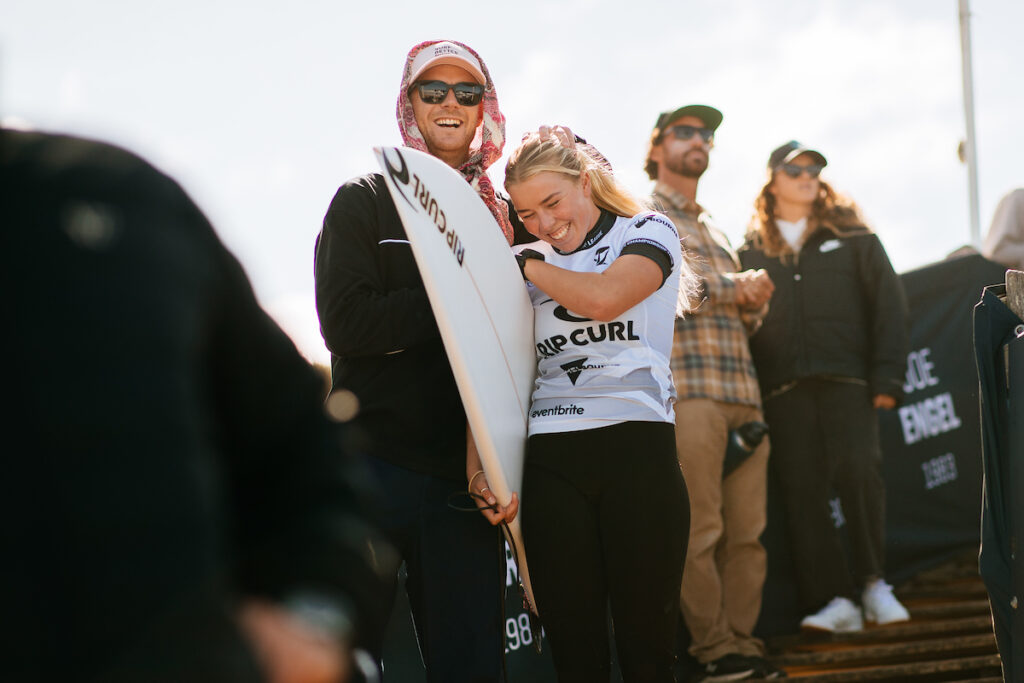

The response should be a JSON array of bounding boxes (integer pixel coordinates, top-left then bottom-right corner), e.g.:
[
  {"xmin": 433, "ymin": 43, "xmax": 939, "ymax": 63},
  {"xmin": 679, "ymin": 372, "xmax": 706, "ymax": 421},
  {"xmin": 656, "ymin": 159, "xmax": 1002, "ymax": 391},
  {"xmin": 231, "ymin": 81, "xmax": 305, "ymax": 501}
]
[{"xmin": 4, "ymin": 128, "xmax": 157, "ymax": 181}]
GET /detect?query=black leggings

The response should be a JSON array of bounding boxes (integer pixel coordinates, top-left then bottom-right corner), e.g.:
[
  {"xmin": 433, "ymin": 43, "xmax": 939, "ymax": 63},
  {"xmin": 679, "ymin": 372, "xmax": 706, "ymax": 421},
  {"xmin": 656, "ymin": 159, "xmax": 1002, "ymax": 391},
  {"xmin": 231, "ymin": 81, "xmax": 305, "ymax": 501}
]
[{"xmin": 522, "ymin": 421, "xmax": 690, "ymax": 683}]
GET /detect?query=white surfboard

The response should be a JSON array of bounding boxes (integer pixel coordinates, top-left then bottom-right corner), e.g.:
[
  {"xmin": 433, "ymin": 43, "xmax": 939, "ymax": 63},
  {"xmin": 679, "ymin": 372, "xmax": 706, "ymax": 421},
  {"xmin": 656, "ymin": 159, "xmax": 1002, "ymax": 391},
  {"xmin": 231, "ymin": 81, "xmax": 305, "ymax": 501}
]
[{"xmin": 374, "ymin": 145, "xmax": 538, "ymax": 613}]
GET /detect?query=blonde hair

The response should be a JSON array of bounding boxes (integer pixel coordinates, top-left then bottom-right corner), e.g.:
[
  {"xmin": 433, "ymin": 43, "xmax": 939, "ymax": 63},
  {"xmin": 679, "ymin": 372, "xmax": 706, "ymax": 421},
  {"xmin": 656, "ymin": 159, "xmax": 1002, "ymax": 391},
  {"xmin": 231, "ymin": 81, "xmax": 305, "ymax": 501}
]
[
  {"xmin": 504, "ymin": 133, "xmax": 644, "ymax": 217},
  {"xmin": 506, "ymin": 133, "xmax": 699, "ymax": 318},
  {"xmin": 746, "ymin": 172, "xmax": 868, "ymax": 262}
]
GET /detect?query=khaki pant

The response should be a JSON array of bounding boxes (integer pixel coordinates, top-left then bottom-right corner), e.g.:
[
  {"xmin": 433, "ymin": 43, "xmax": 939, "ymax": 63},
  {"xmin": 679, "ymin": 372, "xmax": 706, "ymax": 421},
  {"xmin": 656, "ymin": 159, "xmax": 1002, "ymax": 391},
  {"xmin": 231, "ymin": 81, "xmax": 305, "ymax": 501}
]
[{"xmin": 675, "ymin": 398, "xmax": 769, "ymax": 663}]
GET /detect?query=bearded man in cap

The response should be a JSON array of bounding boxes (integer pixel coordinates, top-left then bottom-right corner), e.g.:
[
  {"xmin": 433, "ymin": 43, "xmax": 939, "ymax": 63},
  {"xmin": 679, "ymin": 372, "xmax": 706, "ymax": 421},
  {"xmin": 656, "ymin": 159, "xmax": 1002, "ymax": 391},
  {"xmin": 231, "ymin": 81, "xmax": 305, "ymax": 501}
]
[
  {"xmin": 645, "ymin": 105, "xmax": 782, "ymax": 682},
  {"xmin": 314, "ymin": 40, "xmax": 527, "ymax": 681}
]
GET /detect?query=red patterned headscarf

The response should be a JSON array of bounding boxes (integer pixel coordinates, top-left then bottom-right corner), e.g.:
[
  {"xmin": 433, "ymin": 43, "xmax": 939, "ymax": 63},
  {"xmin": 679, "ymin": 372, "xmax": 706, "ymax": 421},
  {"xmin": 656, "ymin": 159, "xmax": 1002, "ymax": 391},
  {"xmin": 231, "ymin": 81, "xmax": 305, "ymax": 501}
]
[{"xmin": 397, "ymin": 40, "xmax": 514, "ymax": 245}]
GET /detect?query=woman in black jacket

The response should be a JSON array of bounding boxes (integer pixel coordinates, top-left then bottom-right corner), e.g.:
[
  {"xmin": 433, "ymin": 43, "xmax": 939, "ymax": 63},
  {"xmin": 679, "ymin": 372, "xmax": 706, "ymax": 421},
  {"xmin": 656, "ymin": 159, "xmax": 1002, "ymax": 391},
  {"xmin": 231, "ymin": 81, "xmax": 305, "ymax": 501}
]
[{"xmin": 739, "ymin": 141, "xmax": 910, "ymax": 634}]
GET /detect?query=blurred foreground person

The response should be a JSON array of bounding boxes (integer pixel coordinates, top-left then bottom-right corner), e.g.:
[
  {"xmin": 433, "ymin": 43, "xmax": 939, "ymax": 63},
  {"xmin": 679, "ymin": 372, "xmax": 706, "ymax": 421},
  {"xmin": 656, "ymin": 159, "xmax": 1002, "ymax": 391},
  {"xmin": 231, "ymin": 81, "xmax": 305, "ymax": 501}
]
[
  {"xmin": 1, "ymin": 127, "xmax": 393, "ymax": 682},
  {"xmin": 740, "ymin": 141, "xmax": 910, "ymax": 634}
]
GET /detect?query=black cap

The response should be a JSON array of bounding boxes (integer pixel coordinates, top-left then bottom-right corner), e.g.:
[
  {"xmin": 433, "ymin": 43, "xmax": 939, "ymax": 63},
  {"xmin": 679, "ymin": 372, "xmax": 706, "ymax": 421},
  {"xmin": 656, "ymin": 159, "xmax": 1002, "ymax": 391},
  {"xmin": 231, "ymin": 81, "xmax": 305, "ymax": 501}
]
[
  {"xmin": 653, "ymin": 104, "xmax": 723, "ymax": 134},
  {"xmin": 767, "ymin": 140, "xmax": 827, "ymax": 169}
]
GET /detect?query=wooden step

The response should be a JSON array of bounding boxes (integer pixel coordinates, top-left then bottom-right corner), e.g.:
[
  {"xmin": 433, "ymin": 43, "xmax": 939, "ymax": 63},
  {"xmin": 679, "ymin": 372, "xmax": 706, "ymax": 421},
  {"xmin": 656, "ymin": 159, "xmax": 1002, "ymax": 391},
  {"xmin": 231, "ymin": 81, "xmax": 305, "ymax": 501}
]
[
  {"xmin": 778, "ymin": 633, "xmax": 996, "ymax": 668},
  {"xmin": 781, "ymin": 654, "xmax": 1002, "ymax": 681},
  {"xmin": 764, "ymin": 551, "xmax": 1001, "ymax": 683},
  {"xmin": 901, "ymin": 599, "xmax": 991, "ymax": 620},
  {"xmin": 766, "ymin": 599, "xmax": 991, "ymax": 652},
  {"xmin": 899, "ymin": 553, "xmax": 980, "ymax": 583},
  {"xmin": 897, "ymin": 580, "xmax": 990, "ymax": 601},
  {"xmin": 770, "ymin": 615, "xmax": 995, "ymax": 651}
]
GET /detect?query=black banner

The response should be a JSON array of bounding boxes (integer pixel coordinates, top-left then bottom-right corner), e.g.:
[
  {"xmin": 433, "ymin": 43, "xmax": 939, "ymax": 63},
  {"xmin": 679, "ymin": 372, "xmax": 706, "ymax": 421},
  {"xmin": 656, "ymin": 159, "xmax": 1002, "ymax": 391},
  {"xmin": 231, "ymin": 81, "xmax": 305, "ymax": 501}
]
[{"xmin": 882, "ymin": 255, "xmax": 1007, "ymax": 577}]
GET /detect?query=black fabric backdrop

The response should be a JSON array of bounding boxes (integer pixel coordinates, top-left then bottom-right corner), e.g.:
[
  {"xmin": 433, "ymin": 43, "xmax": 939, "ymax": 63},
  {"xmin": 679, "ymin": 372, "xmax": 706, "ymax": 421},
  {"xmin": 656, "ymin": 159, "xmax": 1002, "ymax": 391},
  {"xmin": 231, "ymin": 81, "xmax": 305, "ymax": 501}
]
[{"xmin": 381, "ymin": 253, "xmax": 1008, "ymax": 678}]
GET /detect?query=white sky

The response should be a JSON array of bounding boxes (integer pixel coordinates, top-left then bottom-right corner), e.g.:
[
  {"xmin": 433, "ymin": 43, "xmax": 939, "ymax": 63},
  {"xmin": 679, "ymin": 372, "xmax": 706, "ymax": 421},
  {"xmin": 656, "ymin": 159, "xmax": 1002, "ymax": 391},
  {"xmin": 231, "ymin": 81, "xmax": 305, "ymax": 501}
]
[{"xmin": 4, "ymin": 0, "xmax": 1022, "ymax": 364}]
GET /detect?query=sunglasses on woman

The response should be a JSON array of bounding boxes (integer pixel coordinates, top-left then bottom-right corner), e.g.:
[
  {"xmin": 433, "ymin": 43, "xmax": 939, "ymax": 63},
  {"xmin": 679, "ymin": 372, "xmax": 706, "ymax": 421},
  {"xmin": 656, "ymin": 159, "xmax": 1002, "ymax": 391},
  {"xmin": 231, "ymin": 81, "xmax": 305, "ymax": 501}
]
[
  {"xmin": 778, "ymin": 163, "xmax": 824, "ymax": 179},
  {"xmin": 412, "ymin": 80, "xmax": 485, "ymax": 106},
  {"xmin": 665, "ymin": 125, "xmax": 714, "ymax": 143}
]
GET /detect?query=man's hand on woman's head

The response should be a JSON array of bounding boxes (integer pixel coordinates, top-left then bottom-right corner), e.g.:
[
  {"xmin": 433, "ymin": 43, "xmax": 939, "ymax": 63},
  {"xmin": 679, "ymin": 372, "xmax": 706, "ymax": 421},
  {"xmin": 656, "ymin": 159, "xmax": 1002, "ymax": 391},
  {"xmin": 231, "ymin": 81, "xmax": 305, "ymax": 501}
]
[{"xmin": 536, "ymin": 125, "xmax": 576, "ymax": 148}]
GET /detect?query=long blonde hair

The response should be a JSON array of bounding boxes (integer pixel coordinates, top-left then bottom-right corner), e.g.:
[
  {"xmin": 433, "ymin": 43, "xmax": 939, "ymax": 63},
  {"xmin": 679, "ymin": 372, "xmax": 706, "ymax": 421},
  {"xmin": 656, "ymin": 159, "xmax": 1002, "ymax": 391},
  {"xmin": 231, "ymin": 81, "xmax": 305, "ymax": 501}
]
[
  {"xmin": 504, "ymin": 133, "xmax": 645, "ymax": 217},
  {"xmin": 746, "ymin": 173, "xmax": 869, "ymax": 261}
]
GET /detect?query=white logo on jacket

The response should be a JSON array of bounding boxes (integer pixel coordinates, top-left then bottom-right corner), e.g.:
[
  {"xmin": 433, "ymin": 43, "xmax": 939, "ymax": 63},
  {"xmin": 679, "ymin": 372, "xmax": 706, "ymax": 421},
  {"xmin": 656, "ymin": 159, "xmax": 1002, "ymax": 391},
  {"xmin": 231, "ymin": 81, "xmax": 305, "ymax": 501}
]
[{"xmin": 819, "ymin": 239, "xmax": 842, "ymax": 253}]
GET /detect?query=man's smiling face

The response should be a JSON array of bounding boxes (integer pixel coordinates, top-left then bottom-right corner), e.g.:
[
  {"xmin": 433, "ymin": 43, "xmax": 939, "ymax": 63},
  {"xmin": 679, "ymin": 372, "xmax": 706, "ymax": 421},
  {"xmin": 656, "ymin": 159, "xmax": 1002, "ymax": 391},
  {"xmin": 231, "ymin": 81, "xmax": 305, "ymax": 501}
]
[{"xmin": 410, "ymin": 63, "xmax": 483, "ymax": 168}]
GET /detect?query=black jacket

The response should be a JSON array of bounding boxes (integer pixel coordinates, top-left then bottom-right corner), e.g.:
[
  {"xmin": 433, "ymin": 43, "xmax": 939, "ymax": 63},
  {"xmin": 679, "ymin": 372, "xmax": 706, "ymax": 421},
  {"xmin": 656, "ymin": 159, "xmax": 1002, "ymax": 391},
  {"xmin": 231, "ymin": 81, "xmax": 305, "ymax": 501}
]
[
  {"xmin": 738, "ymin": 226, "xmax": 909, "ymax": 401},
  {"xmin": 2, "ymin": 130, "xmax": 392, "ymax": 681},
  {"xmin": 314, "ymin": 172, "xmax": 528, "ymax": 480}
]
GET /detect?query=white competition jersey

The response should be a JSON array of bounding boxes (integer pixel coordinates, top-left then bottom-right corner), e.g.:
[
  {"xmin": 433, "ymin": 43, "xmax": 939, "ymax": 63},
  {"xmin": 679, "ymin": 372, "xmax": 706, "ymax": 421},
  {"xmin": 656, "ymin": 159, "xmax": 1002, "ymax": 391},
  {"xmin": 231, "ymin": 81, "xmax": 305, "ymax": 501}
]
[{"xmin": 516, "ymin": 210, "xmax": 681, "ymax": 436}]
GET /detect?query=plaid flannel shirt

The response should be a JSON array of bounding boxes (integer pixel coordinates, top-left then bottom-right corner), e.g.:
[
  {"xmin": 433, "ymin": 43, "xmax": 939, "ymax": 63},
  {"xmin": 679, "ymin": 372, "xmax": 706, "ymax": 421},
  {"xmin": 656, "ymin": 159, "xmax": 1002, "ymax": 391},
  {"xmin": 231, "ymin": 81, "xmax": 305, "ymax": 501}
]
[{"xmin": 652, "ymin": 183, "xmax": 764, "ymax": 408}]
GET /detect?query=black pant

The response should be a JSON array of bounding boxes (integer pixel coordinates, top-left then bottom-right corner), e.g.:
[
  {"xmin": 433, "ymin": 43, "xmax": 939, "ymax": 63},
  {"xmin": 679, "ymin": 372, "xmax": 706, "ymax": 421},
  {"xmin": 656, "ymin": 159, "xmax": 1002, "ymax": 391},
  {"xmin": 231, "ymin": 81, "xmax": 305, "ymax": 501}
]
[
  {"xmin": 522, "ymin": 421, "xmax": 689, "ymax": 683},
  {"xmin": 362, "ymin": 455, "xmax": 506, "ymax": 683},
  {"xmin": 764, "ymin": 378, "xmax": 886, "ymax": 611}
]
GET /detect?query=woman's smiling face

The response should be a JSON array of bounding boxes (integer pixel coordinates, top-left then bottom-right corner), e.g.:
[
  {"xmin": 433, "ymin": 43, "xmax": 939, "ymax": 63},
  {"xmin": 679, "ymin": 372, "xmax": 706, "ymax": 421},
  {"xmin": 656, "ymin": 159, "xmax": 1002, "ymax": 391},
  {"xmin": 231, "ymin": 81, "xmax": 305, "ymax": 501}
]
[{"xmin": 508, "ymin": 171, "xmax": 600, "ymax": 251}]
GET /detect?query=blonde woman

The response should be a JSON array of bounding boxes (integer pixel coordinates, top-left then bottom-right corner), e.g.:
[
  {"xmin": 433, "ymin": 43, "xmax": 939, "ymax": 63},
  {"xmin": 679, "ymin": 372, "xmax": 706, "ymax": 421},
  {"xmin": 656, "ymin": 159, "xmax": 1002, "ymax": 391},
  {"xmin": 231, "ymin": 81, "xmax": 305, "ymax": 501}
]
[{"xmin": 505, "ymin": 133, "xmax": 695, "ymax": 682}]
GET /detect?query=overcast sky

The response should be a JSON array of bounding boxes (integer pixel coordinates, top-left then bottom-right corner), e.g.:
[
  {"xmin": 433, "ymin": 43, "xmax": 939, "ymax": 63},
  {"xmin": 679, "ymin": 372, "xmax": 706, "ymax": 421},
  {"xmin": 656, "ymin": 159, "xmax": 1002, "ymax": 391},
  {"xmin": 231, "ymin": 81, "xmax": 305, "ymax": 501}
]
[{"xmin": 4, "ymin": 0, "xmax": 1022, "ymax": 364}]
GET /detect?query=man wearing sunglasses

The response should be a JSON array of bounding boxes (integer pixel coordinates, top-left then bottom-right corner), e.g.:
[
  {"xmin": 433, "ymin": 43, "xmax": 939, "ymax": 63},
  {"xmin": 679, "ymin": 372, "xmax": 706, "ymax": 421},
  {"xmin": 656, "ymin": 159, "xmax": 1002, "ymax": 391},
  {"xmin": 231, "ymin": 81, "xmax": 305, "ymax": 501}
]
[
  {"xmin": 314, "ymin": 40, "xmax": 522, "ymax": 682},
  {"xmin": 645, "ymin": 105, "xmax": 782, "ymax": 682}
]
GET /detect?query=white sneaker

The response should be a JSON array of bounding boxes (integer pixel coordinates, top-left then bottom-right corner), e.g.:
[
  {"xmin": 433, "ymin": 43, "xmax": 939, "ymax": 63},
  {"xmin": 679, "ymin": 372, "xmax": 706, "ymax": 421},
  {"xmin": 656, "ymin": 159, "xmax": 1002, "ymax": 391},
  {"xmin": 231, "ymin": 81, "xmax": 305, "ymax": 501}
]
[
  {"xmin": 862, "ymin": 579, "xmax": 910, "ymax": 624},
  {"xmin": 800, "ymin": 596, "xmax": 864, "ymax": 633}
]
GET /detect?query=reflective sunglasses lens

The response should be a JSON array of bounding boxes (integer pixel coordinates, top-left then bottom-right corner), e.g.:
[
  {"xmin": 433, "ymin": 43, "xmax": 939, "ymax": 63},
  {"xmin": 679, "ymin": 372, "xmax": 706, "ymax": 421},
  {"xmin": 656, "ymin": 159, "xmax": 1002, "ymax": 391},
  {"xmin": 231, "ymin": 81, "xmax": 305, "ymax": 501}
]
[
  {"xmin": 452, "ymin": 83, "xmax": 484, "ymax": 106},
  {"xmin": 415, "ymin": 81, "xmax": 483, "ymax": 106},
  {"xmin": 417, "ymin": 82, "xmax": 448, "ymax": 104}
]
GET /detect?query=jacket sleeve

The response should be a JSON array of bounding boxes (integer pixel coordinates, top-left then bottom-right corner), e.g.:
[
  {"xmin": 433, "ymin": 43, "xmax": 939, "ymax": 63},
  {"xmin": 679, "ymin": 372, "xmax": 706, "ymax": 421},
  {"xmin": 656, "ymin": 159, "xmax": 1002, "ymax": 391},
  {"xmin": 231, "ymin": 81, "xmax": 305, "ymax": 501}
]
[
  {"xmin": 859, "ymin": 233, "xmax": 910, "ymax": 402},
  {"xmin": 206, "ymin": 228, "xmax": 397, "ymax": 641},
  {"xmin": 314, "ymin": 178, "xmax": 440, "ymax": 358}
]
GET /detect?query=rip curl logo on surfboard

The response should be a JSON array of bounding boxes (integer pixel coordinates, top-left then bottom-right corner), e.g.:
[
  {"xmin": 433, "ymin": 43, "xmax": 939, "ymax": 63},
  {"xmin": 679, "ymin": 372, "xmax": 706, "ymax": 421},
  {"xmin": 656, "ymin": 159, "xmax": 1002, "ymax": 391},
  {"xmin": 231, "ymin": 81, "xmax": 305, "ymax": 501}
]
[{"xmin": 381, "ymin": 147, "xmax": 465, "ymax": 266}]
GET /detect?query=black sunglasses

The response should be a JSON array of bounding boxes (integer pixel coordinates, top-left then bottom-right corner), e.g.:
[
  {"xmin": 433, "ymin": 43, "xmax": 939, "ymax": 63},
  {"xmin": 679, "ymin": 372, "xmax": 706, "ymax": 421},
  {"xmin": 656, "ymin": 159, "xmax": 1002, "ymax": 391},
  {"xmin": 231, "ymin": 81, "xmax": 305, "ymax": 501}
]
[
  {"xmin": 412, "ymin": 80, "xmax": 485, "ymax": 106},
  {"xmin": 665, "ymin": 124, "xmax": 714, "ymax": 143},
  {"xmin": 777, "ymin": 162, "xmax": 824, "ymax": 179}
]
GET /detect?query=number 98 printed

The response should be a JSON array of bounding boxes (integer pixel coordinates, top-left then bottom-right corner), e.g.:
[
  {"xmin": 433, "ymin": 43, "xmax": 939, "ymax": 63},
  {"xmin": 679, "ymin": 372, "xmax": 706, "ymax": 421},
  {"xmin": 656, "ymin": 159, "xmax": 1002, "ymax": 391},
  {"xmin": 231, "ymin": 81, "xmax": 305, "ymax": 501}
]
[{"xmin": 504, "ymin": 613, "xmax": 543, "ymax": 652}]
